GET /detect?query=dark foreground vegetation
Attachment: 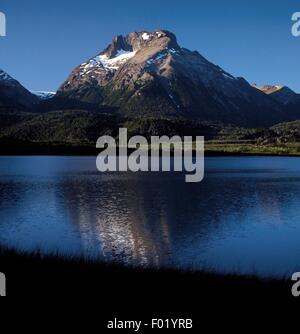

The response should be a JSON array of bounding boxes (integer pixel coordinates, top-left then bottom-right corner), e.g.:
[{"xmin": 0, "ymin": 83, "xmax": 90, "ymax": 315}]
[
  {"xmin": 0, "ymin": 247, "xmax": 298, "ymax": 313},
  {"xmin": 1, "ymin": 110, "xmax": 300, "ymax": 156}
]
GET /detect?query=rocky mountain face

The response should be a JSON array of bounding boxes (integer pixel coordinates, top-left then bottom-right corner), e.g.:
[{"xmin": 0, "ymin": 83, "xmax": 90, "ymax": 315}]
[
  {"xmin": 0, "ymin": 69, "xmax": 38, "ymax": 110},
  {"xmin": 57, "ymin": 30, "xmax": 289, "ymax": 128}
]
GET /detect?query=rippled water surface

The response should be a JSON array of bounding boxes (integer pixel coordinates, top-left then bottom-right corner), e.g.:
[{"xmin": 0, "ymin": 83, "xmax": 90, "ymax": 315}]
[{"xmin": 1, "ymin": 156, "xmax": 300, "ymax": 278}]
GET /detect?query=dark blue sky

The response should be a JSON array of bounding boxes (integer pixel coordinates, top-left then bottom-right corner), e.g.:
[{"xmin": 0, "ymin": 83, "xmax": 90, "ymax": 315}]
[{"xmin": 0, "ymin": 0, "xmax": 299, "ymax": 92}]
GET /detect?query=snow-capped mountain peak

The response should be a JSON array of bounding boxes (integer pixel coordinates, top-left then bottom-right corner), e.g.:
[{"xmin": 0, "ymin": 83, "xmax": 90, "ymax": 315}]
[
  {"xmin": 60, "ymin": 30, "xmax": 181, "ymax": 89},
  {"xmin": 75, "ymin": 30, "xmax": 179, "ymax": 80},
  {"xmin": 58, "ymin": 29, "xmax": 285, "ymax": 127}
]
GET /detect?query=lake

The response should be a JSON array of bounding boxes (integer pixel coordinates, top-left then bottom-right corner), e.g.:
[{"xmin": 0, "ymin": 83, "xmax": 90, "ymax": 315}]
[{"xmin": 0, "ymin": 156, "xmax": 300, "ymax": 278}]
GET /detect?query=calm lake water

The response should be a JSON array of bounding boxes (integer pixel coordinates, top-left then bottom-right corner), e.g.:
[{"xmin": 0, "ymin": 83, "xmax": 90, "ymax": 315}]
[{"xmin": 0, "ymin": 156, "xmax": 300, "ymax": 278}]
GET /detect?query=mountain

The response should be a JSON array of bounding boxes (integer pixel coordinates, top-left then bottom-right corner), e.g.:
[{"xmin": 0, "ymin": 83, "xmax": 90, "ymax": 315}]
[
  {"xmin": 1, "ymin": 29, "xmax": 300, "ymax": 152},
  {"xmin": 58, "ymin": 30, "xmax": 286, "ymax": 128},
  {"xmin": 253, "ymin": 84, "xmax": 300, "ymax": 120},
  {"xmin": 269, "ymin": 87, "xmax": 300, "ymax": 106},
  {"xmin": 252, "ymin": 84, "xmax": 300, "ymax": 105},
  {"xmin": 31, "ymin": 91, "xmax": 56, "ymax": 100},
  {"xmin": 0, "ymin": 69, "xmax": 38, "ymax": 110},
  {"xmin": 252, "ymin": 85, "xmax": 284, "ymax": 96}
]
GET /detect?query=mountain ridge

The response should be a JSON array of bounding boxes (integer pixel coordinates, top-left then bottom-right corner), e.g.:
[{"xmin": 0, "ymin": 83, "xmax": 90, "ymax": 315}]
[{"xmin": 252, "ymin": 84, "xmax": 299, "ymax": 103}]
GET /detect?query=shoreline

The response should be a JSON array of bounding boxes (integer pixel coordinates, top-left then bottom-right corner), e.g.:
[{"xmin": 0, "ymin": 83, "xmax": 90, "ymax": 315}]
[
  {"xmin": 0, "ymin": 246, "xmax": 297, "ymax": 312},
  {"xmin": 1, "ymin": 152, "xmax": 300, "ymax": 158},
  {"xmin": 0, "ymin": 142, "xmax": 300, "ymax": 157}
]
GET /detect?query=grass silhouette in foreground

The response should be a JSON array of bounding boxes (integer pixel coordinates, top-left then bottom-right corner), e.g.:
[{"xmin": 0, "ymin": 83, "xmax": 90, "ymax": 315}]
[{"xmin": 0, "ymin": 246, "xmax": 298, "ymax": 313}]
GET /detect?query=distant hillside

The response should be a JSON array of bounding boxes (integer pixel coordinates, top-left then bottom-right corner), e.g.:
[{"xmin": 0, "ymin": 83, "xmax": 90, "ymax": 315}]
[
  {"xmin": 0, "ymin": 107, "xmax": 299, "ymax": 154},
  {"xmin": 270, "ymin": 120, "xmax": 300, "ymax": 143},
  {"xmin": 0, "ymin": 110, "xmax": 118, "ymax": 145},
  {"xmin": 0, "ymin": 110, "xmax": 223, "ymax": 145},
  {"xmin": 0, "ymin": 69, "xmax": 39, "ymax": 110}
]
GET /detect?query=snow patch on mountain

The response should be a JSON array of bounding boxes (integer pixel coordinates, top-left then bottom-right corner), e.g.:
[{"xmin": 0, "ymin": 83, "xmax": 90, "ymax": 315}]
[
  {"xmin": 80, "ymin": 49, "xmax": 136, "ymax": 76},
  {"xmin": 0, "ymin": 69, "xmax": 14, "ymax": 82},
  {"xmin": 169, "ymin": 48, "xmax": 178, "ymax": 54},
  {"xmin": 99, "ymin": 50, "xmax": 137, "ymax": 69},
  {"xmin": 222, "ymin": 72, "xmax": 236, "ymax": 80},
  {"xmin": 147, "ymin": 53, "xmax": 167, "ymax": 65},
  {"xmin": 142, "ymin": 32, "xmax": 150, "ymax": 40},
  {"xmin": 32, "ymin": 91, "xmax": 56, "ymax": 99},
  {"xmin": 146, "ymin": 48, "xmax": 179, "ymax": 66}
]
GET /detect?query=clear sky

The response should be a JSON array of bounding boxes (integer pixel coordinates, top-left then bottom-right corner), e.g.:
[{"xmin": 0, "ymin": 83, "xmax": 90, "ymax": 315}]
[{"xmin": 0, "ymin": 0, "xmax": 299, "ymax": 92}]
